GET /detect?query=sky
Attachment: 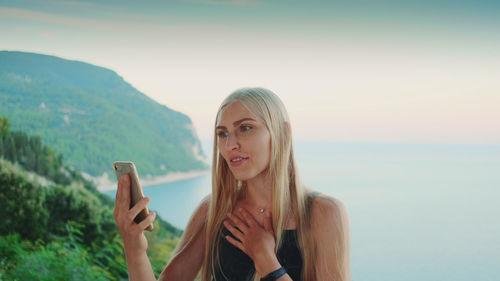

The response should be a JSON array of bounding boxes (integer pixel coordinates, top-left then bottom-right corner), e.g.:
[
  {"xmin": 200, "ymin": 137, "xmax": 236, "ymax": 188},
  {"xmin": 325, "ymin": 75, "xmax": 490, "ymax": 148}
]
[{"xmin": 1, "ymin": 0, "xmax": 499, "ymax": 144}]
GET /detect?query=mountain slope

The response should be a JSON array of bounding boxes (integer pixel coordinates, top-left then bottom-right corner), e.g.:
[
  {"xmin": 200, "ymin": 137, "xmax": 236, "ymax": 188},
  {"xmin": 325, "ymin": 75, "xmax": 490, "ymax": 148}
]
[{"xmin": 0, "ymin": 51, "xmax": 207, "ymax": 178}]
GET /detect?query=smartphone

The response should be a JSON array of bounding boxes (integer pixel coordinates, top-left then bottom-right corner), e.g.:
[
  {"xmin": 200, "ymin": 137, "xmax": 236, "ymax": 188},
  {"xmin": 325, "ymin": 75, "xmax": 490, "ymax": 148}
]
[{"xmin": 113, "ymin": 161, "xmax": 153, "ymax": 231}]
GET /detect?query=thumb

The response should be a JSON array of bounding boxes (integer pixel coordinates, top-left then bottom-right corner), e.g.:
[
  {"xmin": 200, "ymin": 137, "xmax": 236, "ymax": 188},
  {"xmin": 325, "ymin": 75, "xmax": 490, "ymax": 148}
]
[{"xmin": 264, "ymin": 211, "xmax": 273, "ymax": 233}]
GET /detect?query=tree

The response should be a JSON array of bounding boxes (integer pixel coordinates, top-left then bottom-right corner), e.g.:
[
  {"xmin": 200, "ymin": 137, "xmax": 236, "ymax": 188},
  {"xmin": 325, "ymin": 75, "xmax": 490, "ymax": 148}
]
[
  {"xmin": 0, "ymin": 136, "xmax": 4, "ymax": 156},
  {"xmin": 0, "ymin": 166, "xmax": 49, "ymax": 241},
  {"xmin": 5, "ymin": 137, "xmax": 16, "ymax": 163},
  {"xmin": 0, "ymin": 116, "xmax": 10, "ymax": 136}
]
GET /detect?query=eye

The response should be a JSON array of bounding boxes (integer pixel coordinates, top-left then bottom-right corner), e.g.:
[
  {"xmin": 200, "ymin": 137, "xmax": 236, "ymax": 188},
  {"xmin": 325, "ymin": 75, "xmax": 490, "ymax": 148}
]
[
  {"xmin": 217, "ymin": 131, "xmax": 228, "ymax": 137},
  {"xmin": 240, "ymin": 125, "xmax": 252, "ymax": 132}
]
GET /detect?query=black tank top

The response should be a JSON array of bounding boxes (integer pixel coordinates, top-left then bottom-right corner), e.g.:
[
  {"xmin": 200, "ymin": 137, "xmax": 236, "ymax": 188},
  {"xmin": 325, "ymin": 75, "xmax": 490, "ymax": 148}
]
[{"xmin": 213, "ymin": 227, "xmax": 303, "ymax": 281}]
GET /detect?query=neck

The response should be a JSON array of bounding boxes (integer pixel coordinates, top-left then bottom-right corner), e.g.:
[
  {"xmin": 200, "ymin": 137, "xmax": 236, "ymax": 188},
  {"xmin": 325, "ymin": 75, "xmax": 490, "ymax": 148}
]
[{"xmin": 243, "ymin": 171, "xmax": 272, "ymax": 209}]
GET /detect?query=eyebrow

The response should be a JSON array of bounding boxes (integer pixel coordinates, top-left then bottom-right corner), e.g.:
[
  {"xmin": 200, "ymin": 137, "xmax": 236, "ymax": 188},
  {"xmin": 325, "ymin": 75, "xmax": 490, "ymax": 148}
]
[{"xmin": 216, "ymin": 118, "xmax": 256, "ymax": 130}]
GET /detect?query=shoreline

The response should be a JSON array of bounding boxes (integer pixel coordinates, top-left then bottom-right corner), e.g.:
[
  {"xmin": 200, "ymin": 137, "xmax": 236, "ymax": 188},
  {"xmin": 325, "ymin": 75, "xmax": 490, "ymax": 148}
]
[
  {"xmin": 141, "ymin": 170, "xmax": 210, "ymax": 187},
  {"xmin": 85, "ymin": 169, "xmax": 210, "ymax": 192}
]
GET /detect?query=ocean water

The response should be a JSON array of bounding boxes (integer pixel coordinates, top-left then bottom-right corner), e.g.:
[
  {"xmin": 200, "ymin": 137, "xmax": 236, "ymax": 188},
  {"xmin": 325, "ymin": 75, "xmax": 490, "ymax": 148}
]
[{"xmin": 105, "ymin": 141, "xmax": 500, "ymax": 281}]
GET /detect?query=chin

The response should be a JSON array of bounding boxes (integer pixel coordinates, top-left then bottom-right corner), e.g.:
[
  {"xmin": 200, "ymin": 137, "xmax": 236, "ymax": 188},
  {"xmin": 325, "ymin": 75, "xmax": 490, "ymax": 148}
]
[
  {"xmin": 229, "ymin": 169, "xmax": 255, "ymax": 181},
  {"xmin": 232, "ymin": 172, "xmax": 252, "ymax": 181},
  {"xmin": 230, "ymin": 168, "xmax": 268, "ymax": 182}
]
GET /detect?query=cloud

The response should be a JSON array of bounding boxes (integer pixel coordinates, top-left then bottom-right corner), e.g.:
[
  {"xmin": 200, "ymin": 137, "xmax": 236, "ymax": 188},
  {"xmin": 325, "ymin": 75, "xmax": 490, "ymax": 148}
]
[
  {"xmin": 0, "ymin": 7, "xmax": 102, "ymax": 28},
  {"xmin": 35, "ymin": 0, "xmax": 99, "ymax": 9},
  {"xmin": 186, "ymin": 0, "xmax": 262, "ymax": 7},
  {"xmin": 0, "ymin": 7, "xmax": 153, "ymax": 32}
]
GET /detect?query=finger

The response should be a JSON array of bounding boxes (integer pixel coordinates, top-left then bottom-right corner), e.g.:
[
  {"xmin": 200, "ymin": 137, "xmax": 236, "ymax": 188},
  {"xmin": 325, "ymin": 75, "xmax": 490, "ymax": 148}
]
[
  {"xmin": 227, "ymin": 212, "xmax": 249, "ymax": 233},
  {"xmin": 138, "ymin": 211, "xmax": 156, "ymax": 231},
  {"xmin": 264, "ymin": 211, "xmax": 273, "ymax": 233},
  {"xmin": 128, "ymin": 196, "xmax": 150, "ymax": 222},
  {"xmin": 238, "ymin": 208, "xmax": 258, "ymax": 228},
  {"xmin": 223, "ymin": 220, "xmax": 245, "ymax": 241},
  {"xmin": 225, "ymin": 235, "xmax": 245, "ymax": 253}
]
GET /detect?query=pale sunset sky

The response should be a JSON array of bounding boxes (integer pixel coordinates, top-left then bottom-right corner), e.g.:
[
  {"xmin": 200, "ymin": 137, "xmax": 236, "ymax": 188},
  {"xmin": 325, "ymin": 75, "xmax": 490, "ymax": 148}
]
[{"xmin": 1, "ymin": 0, "xmax": 499, "ymax": 144}]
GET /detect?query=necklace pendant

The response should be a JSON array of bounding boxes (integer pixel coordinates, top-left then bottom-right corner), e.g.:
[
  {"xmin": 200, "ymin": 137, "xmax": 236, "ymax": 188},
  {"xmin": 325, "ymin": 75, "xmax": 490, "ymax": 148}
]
[{"xmin": 259, "ymin": 208, "xmax": 264, "ymax": 213}]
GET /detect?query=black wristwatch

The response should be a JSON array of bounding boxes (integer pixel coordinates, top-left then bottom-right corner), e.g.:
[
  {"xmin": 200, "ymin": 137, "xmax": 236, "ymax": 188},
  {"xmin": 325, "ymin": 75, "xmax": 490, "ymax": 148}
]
[{"xmin": 261, "ymin": 267, "xmax": 287, "ymax": 281}]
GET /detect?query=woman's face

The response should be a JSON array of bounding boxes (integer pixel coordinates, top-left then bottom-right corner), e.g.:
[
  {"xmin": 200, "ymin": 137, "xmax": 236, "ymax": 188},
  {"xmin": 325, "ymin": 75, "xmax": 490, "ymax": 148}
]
[{"xmin": 216, "ymin": 101, "xmax": 271, "ymax": 181}]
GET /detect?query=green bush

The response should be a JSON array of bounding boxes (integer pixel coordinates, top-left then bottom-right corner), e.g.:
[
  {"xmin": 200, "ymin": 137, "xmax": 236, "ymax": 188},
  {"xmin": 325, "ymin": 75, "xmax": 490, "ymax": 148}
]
[
  {"xmin": 0, "ymin": 119, "xmax": 184, "ymax": 280},
  {"xmin": 43, "ymin": 181, "xmax": 113, "ymax": 246},
  {"xmin": 0, "ymin": 163, "xmax": 49, "ymax": 241},
  {"xmin": 0, "ymin": 223, "xmax": 112, "ymax": 281}
]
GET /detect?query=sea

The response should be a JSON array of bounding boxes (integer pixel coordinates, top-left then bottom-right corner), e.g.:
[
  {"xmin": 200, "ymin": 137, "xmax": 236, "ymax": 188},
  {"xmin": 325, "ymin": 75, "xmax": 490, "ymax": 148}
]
[{"xmin": 105, "ymin": 141, "xmax": 500, "ymax": 281}]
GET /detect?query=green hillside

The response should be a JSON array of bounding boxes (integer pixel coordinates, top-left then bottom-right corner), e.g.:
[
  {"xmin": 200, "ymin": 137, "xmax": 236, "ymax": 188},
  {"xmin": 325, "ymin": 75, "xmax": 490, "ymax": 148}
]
[
  {"xmin": 0, "ymin": 51, "xmax": 207, "ymax": 178},
  {"xmin": 0, "ymin": 120, "xmax": 183, "ymax": 280}
]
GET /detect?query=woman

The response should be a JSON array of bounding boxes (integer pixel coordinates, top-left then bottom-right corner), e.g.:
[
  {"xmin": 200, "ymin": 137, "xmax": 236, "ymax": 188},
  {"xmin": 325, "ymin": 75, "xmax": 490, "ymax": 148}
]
[{"xmin": 114, "ymin": 87, "xmax": 350, "ymax": 281}]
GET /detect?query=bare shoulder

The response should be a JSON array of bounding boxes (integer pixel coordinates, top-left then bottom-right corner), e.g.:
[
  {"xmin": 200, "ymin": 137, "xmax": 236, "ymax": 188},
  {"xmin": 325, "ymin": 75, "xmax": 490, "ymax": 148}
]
[
  {"xmin": 309, "ymin": 193, "xmax": 351, "ymax": 281},
  {"xmin": 175, "ymin": 195, "xmax": 211, "ymax": 247},
  {"xmin": 310, "ymin": 193, "xmax": 349, "ymax": 230},
  {"xmin": 187, "ymin": 195, "xmax": 211, "ymax": 228},
  {"xmin": 196, "ymin": 194, "xmax": 211, "ymax": 215}
]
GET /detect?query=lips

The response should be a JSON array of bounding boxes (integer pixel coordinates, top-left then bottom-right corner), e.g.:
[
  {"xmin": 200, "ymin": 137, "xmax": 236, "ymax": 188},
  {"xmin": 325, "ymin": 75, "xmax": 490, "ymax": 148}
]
[{"xmin": 229, "ymin": 156, "xmax": 249, "ymax": 167}]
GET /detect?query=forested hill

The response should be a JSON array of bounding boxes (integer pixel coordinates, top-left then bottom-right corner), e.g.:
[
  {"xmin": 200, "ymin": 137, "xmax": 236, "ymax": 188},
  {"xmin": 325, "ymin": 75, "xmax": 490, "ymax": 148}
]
[
  {"xmin": 0, "ymin": 51, "xmax": 207, "ymax": 178},
  {"xmin": 0, "ymin": 118, "xmax": 182, "ymax": 280}
]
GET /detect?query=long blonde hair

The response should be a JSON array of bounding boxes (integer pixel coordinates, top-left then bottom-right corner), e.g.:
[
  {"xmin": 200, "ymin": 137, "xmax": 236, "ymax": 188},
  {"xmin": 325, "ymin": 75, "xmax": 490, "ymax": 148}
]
[{"xmin": 201, "ymin": 87, "xmax": 317, "ymax": 281}]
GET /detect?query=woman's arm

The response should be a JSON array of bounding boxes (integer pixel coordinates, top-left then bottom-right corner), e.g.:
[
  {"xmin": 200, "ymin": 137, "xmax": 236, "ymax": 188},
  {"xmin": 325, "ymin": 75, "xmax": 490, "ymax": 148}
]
[
  {"xmin": 224, "ymin": 196, "xmax": 351, "ymax": 281},
  {"xmin": 114, "ymin": 174, "xmax": 208, "ymax": 281},
  {"xmin": 224, "ymin": 209, "xmax": 281, "ymax": 277},
  {"xmin": 311, "ymin": 195, "xmax": 351, "ymax": 281},
  {"xmin": 223, "ymin": 195, "xmax": 351, "ymax": 281},
  {"xmin": 224, "ymin": 209, "xmax": 298, "ymax": 281},
  {"xmin": 114, "ymin": 174, "xmax": 157, "ymax": 281}
]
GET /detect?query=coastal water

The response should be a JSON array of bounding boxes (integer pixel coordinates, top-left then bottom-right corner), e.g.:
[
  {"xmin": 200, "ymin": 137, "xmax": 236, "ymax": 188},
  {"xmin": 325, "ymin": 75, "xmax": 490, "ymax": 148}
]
[{"xmin": 105, "ymin": 141, "xmax": 500, "ymax": 281}]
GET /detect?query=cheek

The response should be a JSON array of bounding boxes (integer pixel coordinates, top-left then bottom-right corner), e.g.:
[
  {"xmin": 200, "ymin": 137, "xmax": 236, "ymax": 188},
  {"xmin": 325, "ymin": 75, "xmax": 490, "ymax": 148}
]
[
  {"xmin": 220, "ymin": 151, "xmax": 230, "ymax": 163},
  {"xmin": 217, "ymin": 140, "xmax": 229, "ymax": 156},
  {"xmin": 256, "ymin": 135, "xmax": 272, "ymax": 163},
  {"xmin": 216, "ymin": 145, "xmax": 229, "ymax": 163}
]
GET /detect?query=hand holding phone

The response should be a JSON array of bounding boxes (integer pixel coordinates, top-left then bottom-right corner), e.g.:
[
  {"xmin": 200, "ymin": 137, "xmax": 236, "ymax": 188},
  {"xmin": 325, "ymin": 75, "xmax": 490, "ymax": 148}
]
[{"xmin": 114, "ymin": 161, "xmax": 153, "ymax": 232}]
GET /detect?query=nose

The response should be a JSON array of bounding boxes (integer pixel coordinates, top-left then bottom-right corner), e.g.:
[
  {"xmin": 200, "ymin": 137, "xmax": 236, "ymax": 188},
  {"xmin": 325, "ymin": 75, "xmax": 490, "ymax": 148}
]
[{"xmin": 223, "ymin": 133, "xmax": 239, "ymax": 151}]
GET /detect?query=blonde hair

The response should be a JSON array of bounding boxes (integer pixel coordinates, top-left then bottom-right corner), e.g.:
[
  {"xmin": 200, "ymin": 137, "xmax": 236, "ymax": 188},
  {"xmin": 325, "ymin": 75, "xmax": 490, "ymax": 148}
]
[{"xmin": 201, "ymin": 87, "xmax": 317, "ymax": 281}]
